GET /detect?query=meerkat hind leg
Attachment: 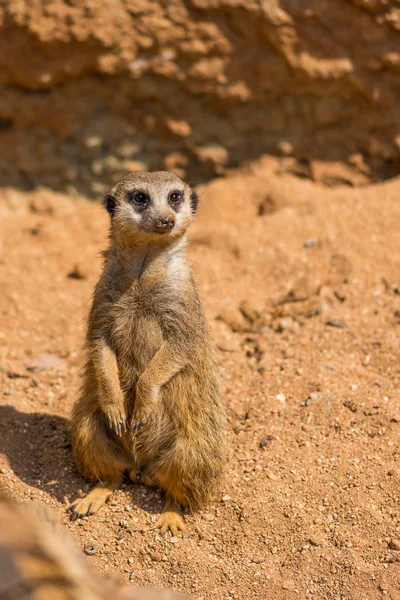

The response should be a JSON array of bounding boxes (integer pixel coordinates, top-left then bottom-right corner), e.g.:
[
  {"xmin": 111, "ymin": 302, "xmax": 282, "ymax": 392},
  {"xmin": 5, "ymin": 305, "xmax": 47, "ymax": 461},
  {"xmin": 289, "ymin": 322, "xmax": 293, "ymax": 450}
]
[
  {"xmin": 155, "ymin": 494, "xmax": 187, "ymax": 536},
  {"xmin": 70, "ymin": 475, "xmax": 122, "ymax": 519}
]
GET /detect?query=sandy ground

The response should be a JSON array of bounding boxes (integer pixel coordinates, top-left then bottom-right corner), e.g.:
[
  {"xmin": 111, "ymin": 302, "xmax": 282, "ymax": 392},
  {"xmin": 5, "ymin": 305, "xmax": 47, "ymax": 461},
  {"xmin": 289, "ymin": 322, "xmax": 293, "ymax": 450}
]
[{"xmin": 0, "ymin": 158, "xmax": 399, "ymax": 600}]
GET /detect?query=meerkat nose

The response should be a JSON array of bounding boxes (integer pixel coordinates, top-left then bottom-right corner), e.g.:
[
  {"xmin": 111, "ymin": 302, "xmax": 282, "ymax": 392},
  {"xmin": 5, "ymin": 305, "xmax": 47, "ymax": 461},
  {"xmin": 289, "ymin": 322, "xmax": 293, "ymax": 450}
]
[{"xmin": 155, "ymin": 216, "xmax": 175, "ymax": 231}]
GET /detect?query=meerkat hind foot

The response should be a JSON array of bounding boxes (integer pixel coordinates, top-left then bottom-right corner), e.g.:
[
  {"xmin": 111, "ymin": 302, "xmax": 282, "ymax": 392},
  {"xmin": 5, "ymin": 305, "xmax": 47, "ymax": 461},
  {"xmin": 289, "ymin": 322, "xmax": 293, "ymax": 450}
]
[
  {"xmin": 70, "ymin": 477, "xmax": 121, "ymax": 520},
  {"xmin": 155, "ymin": 495, "xmax": 187, "ymax": 536}
]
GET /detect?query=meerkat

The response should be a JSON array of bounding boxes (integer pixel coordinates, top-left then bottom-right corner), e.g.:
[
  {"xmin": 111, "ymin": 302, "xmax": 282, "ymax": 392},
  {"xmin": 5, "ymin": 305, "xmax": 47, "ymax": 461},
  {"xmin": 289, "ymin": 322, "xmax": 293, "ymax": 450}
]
[
  {"xmin": 70, "ymin": 171, "xmax": 226, "ymax": 535},
  {"xmin": 0, "ymin": 493, "xmax": 191, "ymax": 599}
]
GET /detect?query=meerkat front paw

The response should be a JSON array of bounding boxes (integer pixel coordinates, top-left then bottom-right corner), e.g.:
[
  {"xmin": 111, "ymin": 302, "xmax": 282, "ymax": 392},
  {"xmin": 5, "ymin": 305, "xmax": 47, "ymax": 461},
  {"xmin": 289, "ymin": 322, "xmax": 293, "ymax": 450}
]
[
  {"xmin": 104, "ymin": 404, "xmax": 127, "ymax": 436},
  {"xmin": 155, "ymin": 511, "xmax": 187, "ymax": 536},
  {"xmin": 131, "ymin": 378, "xmax": 159, "ymax": 431}
]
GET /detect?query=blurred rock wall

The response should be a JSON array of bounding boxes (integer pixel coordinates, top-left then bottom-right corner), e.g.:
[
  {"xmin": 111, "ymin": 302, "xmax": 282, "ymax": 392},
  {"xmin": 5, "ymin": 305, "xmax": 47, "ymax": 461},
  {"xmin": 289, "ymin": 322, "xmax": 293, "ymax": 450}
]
[{"xmin": 0, "ymin": 0, "xmax": 399, "ymax": 195}]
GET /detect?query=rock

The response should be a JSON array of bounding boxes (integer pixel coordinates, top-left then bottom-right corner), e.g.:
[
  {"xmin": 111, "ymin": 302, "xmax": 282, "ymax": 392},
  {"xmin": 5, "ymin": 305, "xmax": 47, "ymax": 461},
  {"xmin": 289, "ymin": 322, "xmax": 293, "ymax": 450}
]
[
  {"xmin": 304, "ymin": 237, "xmax": 318, "ymax": 248},
  {"xmin": 343, "ymin": 399, "xmax": 358, "ymax": 413},
  {"xmin": 265, "ymin": 470, "xmax": 278, "ymax": 481},
  {"xmin": 222, "ymin": 495, "xmax": 231, "ymax": 502},
  {"xmin": 68, "ymin": 263, "xmax": 88, "ymax": 280},
  {"xmin": 239, "ymin": 300, "xmax": 261, "ymax": 324},
  {"xmin": 250, "ymin": 554, "xmax": 265, "ymax": 564},
  {"xmin": 281, "ymin": 580, "xmax": 295, "ymax": 591},
  {"xmin": 217, "ymin": 309, "xmax": 247, "ymax": 333},
  {"xmin": 309, "ymin": 536, "xmax": 323, "ymax": 547},
  {"xmin": 276, "ymin": 393, "xmax": 286, "ymax": 404},
  {"xmin": 83, "ymin": 545, "xmax": 99, "ymax": 555},
  {"xmin": 388, "ymin": 539, "xmax": 400, "ymax": 551},
  {"xmin": 151, "ymin": 551, "xmax": 162, "ymax": 562},
  {"xmin": 26, "ymin": 353, "xmax": 67, "ymax": 372},
  {"xmin": 259, "ymin": 435, "xmax": 274, "ymax": 448},
  {"xmin": 387, "ymin": 469, "xmax": 399, "ymax": 477},
  {"xmin": 326, "ymin": 319, "xmax": 347, "ymax": 329},
  {"xmin": 276, "ymin": 317, "xmax": 295, "ymax": 332},
  {"xmin": 201, "ymin": 513, "xmax": 214, "ymax": 522},
  {"xmin": 305, "ymin": 392, "xmax": 322, "ymax": 406}
]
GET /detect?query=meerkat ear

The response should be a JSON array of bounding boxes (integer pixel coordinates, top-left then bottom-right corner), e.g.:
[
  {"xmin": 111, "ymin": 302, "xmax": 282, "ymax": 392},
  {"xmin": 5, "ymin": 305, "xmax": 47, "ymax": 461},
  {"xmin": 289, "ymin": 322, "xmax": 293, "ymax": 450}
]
[
  {"xmin": 103, "ymin": 194, "xmax": 116, "ymax": 218},
  {"xmin": 190, "ymin": 190, "xmax": 199, "ymax": 214}
]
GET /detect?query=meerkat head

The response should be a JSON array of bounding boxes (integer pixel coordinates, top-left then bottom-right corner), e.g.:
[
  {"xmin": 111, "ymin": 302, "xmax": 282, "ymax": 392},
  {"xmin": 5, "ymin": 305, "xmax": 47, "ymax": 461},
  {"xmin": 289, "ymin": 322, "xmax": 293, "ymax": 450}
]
[{"xmin": 103, "ymin": 171, "xmax": 199, "ymax": 244}]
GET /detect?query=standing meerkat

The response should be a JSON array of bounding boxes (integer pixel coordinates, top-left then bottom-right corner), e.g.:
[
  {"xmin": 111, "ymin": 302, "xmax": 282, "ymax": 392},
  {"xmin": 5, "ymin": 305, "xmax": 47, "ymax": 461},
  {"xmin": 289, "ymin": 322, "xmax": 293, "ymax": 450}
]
[{"xmin": 70, "ymin": 171, "xmax": 226, "ymax": 534}]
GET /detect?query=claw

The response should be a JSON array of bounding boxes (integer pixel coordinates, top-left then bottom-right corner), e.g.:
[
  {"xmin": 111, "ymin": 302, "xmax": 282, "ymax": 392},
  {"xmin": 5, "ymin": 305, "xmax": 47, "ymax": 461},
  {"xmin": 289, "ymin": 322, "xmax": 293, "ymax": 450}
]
[{"xmin": 131, "ymin": 419, "xmax": 145, "ymax": 431}]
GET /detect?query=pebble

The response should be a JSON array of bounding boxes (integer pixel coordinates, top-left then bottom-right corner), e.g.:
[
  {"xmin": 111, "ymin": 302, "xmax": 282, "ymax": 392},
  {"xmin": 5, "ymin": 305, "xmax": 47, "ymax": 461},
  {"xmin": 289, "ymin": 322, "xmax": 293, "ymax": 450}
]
[
  {"xmin": 265, "ymin": 470, "xmax": 278, "ymax": 481},
  {"xmin": 282, "ymin": 580, "xmax": 295, "ymax": 591},
  {"xmin": 387, "ymin": 469, "xmax": 399, "ymax": 477},
  {"xmin": 326, "ymin": 320, "xmax": 346, "ymax": 329},
  {"xmin": 239, "ymin": 300, "xmax": 260, "ymax": 324},
  {"xmin": 250, "ymin": 554, "xmax": 265, "ymax": 564},
  {"xmin": 276, "ymin": 393, "xmax": 286, "ymax": 404},
  {"xmin": 83, "ymin": 545, "xmax": 99, "ymax": 555},
  {"xmin": 3, "ymin": 389, "xmax": 13, "ymax": 396},
  {"xmin": 68, "ymin": 263, "xmax": 88, "ymax": 280},
  {"xmin": 276, "ymin": 317, "xmax": 294, "ymax": 332},
  {"xmin": 259, "ymin": 436, "xmax": 273, "ymax": 448},
  {"xmin": 201, "ymin": 513, "xmax": 214, "ymax": 522},
  {"xmin": 305, "ymin": 392, "xmax": 322, "ymax": 406},
  {"xmin": 309, "ymin": 536, "xmax": 323, "ymax": 547},
  {"xmin": 388, "ymin": 539, "xmax": 400, "ymax": 551},
  {"xmin": 304, "ymin": 237, "xmax": 317, "ymax": 248},
  {"xmin": 222, "ymin": 495, "xmax": 231, "ymax": 502},
  {"xmin": 151, "ymin": 551, "xmax": 162, "ymax": 562}
]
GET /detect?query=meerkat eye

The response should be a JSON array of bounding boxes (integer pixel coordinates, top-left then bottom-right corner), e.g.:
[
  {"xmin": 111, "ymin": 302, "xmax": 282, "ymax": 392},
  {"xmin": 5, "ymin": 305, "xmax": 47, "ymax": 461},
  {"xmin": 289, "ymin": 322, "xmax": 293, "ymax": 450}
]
[
  {"xmin": 169, "ymin": 190, "xmax": 183, "ymax": 207},
  {"xmin": 129, "ymin": 191, "xmax": 149, "ymax": 207}
]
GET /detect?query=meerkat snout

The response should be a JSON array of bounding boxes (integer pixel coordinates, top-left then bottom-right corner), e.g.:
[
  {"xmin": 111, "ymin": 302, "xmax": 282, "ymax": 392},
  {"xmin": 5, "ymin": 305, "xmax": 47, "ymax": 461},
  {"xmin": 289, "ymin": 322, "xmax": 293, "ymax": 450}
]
[{"xmin": 155, "ymin": 215, "xmax": 175, "ymax": 232}]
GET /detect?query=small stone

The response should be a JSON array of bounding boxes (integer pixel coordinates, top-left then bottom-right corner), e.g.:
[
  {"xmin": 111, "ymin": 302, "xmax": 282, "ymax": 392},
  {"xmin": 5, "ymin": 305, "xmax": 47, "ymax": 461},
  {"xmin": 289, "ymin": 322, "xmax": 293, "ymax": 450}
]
[
  {"xmin": 305, "ymin": 392, "xmax": 322, "ymax": 406},
  {"xmin": 304, "ymin": 237, "xmax": 317, "ymax": 248},
  {"xmin": 282, "ymin": 580, "xmax": 295, "ymax": 591},
  {"xmin": 265, "ymin": 470, "xmax": 278, "ymax": 481},
  {"xmin": 309, "ymin": 536, "xmax": 323, "ymax": 547},
  {"xmin": 3, "ymin": 389, "xmax": 13, "ymax": 396},
  {"xmin": 151, "ymin": 551, "xmax": 162, "ymax": 562},
  {"xmin": 222, "ymin": 495, "xmax": 231, "ymax": 502},
  {"xmin": 259, "ymin": 435, "xmax": 274, "ymax": 448},
  {"xmin": 326, "ymin": 320, "xmax": 346, "ymax": 329},
  {"xmin": 343, "ymin": 399, "xmax": 358, "ymax": 413},
  {"xmin": 239, "ymin": 300, "xmax": 261, "ymax": 324},
  {"xmin": 128, "ymin": 557, "xmax": 134, "ymax": 564},
  {"xmin": 276, "ymin": 317, "xmax": 294, "ymax": 332},
  {"xmin": 387, "ymin": 469, "xmax": 399, "ymax": 477},
  {"xmin": 250, "ymin": 554, "xmax": 265, "ymax": 564},
  {"xmin": 68, "ymin": 263, "xmax": 88, "ymax": 280},
  {"xmin": 388, "ymin": 539, "xmax": 400, "ymax": 551},
  {"xmin": 276, "ymin": 393, "xmax": 286, "ymax": 404},
  {"xmin": 84, "ymin": 545, "xmax": 99, "ymax": 555},
  {"xmin": 26, "ymin": 353, "xmax": 67, "ymax": 372},
  {"xmin": 201, "ymin": 513, "xmax": 214, "ymax": 522},
  {"xmin": 119, "ymin": 519, "xmax": 128, "ymax": 528}
]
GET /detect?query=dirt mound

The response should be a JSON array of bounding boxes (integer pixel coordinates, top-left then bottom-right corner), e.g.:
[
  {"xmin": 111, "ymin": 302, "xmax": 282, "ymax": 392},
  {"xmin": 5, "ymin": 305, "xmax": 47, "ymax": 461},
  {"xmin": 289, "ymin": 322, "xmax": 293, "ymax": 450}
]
[
  {"xmin": 1, "ymin": 161, "xmax": 399, "ymax": 598},
  {"xmin": 1, "ymin": 0, "xmax": 399, "ymax": 194}
]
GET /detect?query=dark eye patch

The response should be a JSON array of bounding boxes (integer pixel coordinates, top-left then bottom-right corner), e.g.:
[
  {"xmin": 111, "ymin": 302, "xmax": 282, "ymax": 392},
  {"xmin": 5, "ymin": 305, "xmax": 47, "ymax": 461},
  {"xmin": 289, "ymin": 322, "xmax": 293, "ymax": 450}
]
[
  {"xmin": 169, "ymin": 190, "xmax": 183, "ymax": 209},
  {"xmin": 128, "ymin": 190, "xmax": 149, "ymax": 207}
]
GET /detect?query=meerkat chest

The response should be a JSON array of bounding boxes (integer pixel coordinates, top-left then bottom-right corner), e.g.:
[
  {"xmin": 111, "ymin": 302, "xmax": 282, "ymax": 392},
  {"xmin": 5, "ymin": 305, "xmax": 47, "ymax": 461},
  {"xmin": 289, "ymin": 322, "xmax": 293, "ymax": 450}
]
[{"xmin": 108, "ymin": 283, "xmax": 170, "ymax": 369}]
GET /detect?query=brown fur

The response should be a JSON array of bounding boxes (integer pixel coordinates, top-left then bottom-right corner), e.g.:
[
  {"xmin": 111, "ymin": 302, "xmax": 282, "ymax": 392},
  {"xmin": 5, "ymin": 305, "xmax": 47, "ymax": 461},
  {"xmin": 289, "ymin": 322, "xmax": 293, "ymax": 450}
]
[
  {"xmin": 70, "ymin": 171, "xmax": 226, "ymax": 534},
  {"xmin": 0, "ymin": 493, "xmax": 192, "ymax": 599}
]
